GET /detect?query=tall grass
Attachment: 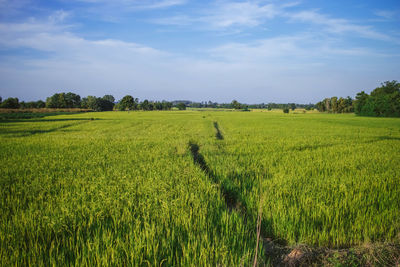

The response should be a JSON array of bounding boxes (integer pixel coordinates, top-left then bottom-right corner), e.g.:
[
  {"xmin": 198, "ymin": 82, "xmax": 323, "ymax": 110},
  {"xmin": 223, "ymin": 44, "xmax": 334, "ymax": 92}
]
[
  {"xmin": 0, "ymin": 110, "xmax": 399, "ymax": 265},
  {"xmin": 203, "ymin": 112, "xmax": 400, "ymax": 247},
  {"xmin": 0, "ymin": 111, "xmax": 259, "ymax": 266}
]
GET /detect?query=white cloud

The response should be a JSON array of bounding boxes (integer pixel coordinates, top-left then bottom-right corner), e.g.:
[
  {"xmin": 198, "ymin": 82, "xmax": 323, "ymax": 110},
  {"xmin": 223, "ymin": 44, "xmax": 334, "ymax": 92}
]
[
  {"xmin": 74, "ymin": 0, "xmax": 186, "ymax": 9},
  {"xmin": 0, "ymin": 4, "xmax": 399, "ymax": 103},
  {"xmin": 286, "ymin": 10, "xmax": 394, "ymax": 41},
  {"xmin": 202, "ymin": 1, "xmax": 279, "ymax": 28},
  {"xmin": 48, "ymin": 10, "xmax": 70, "ymax": 23},
  {"xmin": 374, "ymin": 10, "xmax": 398, "ymax": 21},
  {"xmin": 151, "ymin": 0, "xmax": 295, "ymax": 29},
  {"xmin": 151, "ymin": 1, "xmax": 398, "ymax": 43}
]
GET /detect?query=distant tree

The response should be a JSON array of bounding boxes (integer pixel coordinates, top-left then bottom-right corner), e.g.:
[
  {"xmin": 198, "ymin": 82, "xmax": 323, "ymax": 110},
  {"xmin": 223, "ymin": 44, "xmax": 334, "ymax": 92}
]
[
  {"xmin": 316, "ymin": 101, "xmax": 325, "ymax": 112},
  {"xmin": 289, "ymin": 103, "xmax": 296, "ymax": 111},
  {"xmin": 36, "ymin": 100, "xmax": 45, "ymax": 108},
  {"xmin": 1, "ymin": 97, "xmax": 19, "ymax": 109},
  {"xmin": 98, "ymin": 98, "xmax": 114, "ymax": 111},
  {"xmin": 330, "ymin": 97, "xmax": 338, "ymax": 113},
  {"xmin": 154, "ymin": 101, "xmax": 163, "ymax": 110},
  {"xmin": 102, "ymin": 95, "xmax": 115, "ymax": 104},
  {"xmin": 141, "ymin": 99, "xmax": 150, "ymax": 111},
  {"xmin": 0, "ymin": 96, "xmax": 2, "ymax": 104},
  {"xmin": 21, "ymin": 101, "xmax": 43, "ymax": 109},
  {"xmin": 46, "ymin": 92, "xmax": 81, "ymax": 108},
  {"xmin": 231, "ymin": 100, "xmax": 241, "ymax": 109},
  {"xmin": 283, "ymin": 108, "xmax": 289, "ymax": 113},
  {"xmin": 119, "ymin": 95, "xmax": 135, "ymax": 111},
  {"xmin": 354, "ymin": 91, "xmax": 369, "ymax": 115},
  {"xmin": 162, "ymin": 101, "xmax": 172, "ymax": 110},
  {"xmin": 149, "ymin": 102, "xmax": 155, "ymax": 111},
  {"xmin": 177, "ymin": 102, "xmax": 186, "ymax": 110},
  {"xmin": 65, "ymin": 92, "xmax": 81, "ymax": 108},
  {"xmin": 56, "ymin": 93, "xmax": 67, "ymax": 108},
  {"xmin": 46, "ymin": 94, "xmax": 59, "ymax": 108},
  {"xmin": 344, "ymin": 97, "xmax": 353, "ymax": 112},
  {"xmin": 84, "ymin": 96, "xmax": 98, "ymax": 110},
  {"xmin": 101, "ymin": 95, "xmax": 115, "ymax": 110},
  {"xmin": 337, "ymin": 97, "xmax": 346, "ymax": 113},
  {"xmin": 368, "ymin": 80, "xmax": 400, "ymax": 117},
  {"xmin": 324, "ymin": 98, "xmax": 331, "ymax": 112}
]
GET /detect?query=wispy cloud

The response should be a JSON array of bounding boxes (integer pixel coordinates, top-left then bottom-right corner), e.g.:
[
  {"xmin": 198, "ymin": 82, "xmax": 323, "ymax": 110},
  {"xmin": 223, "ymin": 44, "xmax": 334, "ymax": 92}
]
[
  {"xmin": 74, "ymin": 0, "xmax": 186, "ymax": 9},
  {"xmin": 373, "ymin": 9, "xmax": 400, "ymax": 22},
  {"xmin": 151, "ymin": 1, "xmax": 398, "ymax": 43},
  {"xmin": 286, "ymin": 10, "xmax": 394, "ymax": 41},
  {"xmin": 151, "ymin": 1, "xmax": 296, "ymax": 29},
  {"xmin": 0, "ymin": 0, "xmax": 399, "ymax": 102},
  {"xmin": 0, "ymin": 13, "xmax": 393, "ymax": 102}
]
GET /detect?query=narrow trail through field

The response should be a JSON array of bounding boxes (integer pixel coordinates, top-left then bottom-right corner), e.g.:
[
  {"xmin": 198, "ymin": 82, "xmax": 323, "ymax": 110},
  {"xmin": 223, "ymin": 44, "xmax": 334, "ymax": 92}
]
[
  {"xmin": 213, "ymin": 121, "xmax": 224, "ymax": 140},
  {"xmin": 189, "ymin": 121, "xmax": 291, "ymax": 266},
  {"xmin": 188, "ymin": 141, "xmax": 244, "ymax": 213}
]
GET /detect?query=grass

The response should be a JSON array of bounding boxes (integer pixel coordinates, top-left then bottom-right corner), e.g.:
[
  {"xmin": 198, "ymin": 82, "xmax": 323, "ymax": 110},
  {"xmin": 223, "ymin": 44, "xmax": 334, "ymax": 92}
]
[{"xmin": 0, "ymin": 110, "xmax": 399, "ymax": 265}]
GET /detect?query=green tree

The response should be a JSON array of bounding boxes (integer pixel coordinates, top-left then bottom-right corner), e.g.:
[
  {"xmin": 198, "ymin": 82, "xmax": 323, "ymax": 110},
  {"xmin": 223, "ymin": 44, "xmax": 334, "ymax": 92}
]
[
  {"xmin": 46, "ymin": 92, "xmax": 81, "ymax": 108},
  {"xmin": 369, "ymin": 81, "xmax": 400, "ymax": 117},
  {"xmin": 102, "ymin": 95, "xmax": 115, "ymax": 104},
  {"xmin": 231, "ymin": 100, "xmax": 241, "ymax": 109},
  {"xmin": 119, "ymin": 95, "xmax": 135, "ymax": 111},
  {"xmin": 86, "ymin": 96, "xmax": 99, "ymax": 111},
  {"xmin": 354, "ymin": 91, "xmax": 369, "ymax": 115},
  {"xmin": 101, "ymin": 95, "xmax": 115, "ymax": 110},
  {"xmin": 337, "ymin": 97, "xmax": 346, "ymax": 113},
  {"xmin": 324, "ymin": 98, "xmax": 331, "ymax": 112},
  {"xmin": 162, "ymin": 101, "xmax": 172, "ymax": 110},
  {"xmin": 141, "ymin": 99, "xmax": 150, "ymax": 110},
  {"xmin": 344, "ymin": 97, "xmax": 353, "ymax": 112},
  {"xmin": 177, "ymin": 102, "xmax": 186, "ymax": 110},
  {"xmin": 330, "ymin": 97, "xmax": 338, "ymax": 113},
  {"xmin": 1, "ymin": 97, "xmax": 19, "ymax": 109},
  {"xmin": 65, "ymin": 92, "xmax": 81, "ymax": 108},
  {"xmin": 154, "ymin": 102, "xmax": 163, "ymax": 110},
  {"xmin": 283, "ymin": 108, "xmax": 289, "ymax": 113},
  {"xmin": 36, "ymin": 100, "xmax": 46, "ymax": 108}
]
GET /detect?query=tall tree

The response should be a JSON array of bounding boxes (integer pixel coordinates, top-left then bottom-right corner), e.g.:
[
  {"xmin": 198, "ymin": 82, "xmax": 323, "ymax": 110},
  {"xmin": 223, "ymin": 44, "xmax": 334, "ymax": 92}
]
[
  {"xmin": 119, "ymin": 95, "xmax": 135, "ymax": 111},
  {"xmin": 354, "ymin": 91, "xmax": 369, "ymax": 115},
  {"xmin": 1, "ymin": 97, "xmax": 19, "ymax": 109},
  {"xmin": 177, "ymin": 102, "xmax": 186, "ymax": 110},
  {"xmin": 102, "ymin": 95, "xmax": 115, "ymax": 103},
  {"xmin": 231, "ymin": 100, "xmax": 241, "ymax": 109}
]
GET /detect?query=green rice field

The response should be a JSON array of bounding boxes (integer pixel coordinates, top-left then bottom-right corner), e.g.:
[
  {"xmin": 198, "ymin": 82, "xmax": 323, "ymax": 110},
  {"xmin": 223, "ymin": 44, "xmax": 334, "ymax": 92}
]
[{"xmin": 1, "ymin": 110, "xmax": 399, "ymax": 265}]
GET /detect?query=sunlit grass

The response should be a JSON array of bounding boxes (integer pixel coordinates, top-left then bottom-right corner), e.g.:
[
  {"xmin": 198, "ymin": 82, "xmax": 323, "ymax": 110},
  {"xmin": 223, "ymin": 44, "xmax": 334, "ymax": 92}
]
[{"xmin": 0, "ymin": 110, "xmax": 399, "ymax": 265}]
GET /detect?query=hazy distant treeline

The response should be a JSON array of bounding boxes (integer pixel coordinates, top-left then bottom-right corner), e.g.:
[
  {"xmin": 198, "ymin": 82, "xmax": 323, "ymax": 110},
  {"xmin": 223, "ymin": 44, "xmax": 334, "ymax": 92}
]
[
  {"xmin": 2, "ymin": 80, "xmax": 398, "ymax": 116},
  {"xmin": 0, "ymin": 93, "xmax": 315, "ymax": 111},
  {"xmin": 316, "ymin": 80, "xmax": 400, "ymax": 117},
  {"xmin": 0, "ymin": 94, "xmax": 174, "ymax": 112}
]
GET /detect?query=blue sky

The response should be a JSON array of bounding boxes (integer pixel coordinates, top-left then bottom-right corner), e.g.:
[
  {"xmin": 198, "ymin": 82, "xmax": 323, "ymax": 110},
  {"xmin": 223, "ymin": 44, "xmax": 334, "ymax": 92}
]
[{"xmin": 0, "ymin": 0, "xmax": 399, "ymax": 103}]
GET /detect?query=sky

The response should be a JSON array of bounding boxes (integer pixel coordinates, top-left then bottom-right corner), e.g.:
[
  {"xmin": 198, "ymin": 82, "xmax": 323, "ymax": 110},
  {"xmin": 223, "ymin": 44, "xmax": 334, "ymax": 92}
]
[{"xmin": 0, "ymin": 0, "xmax": 399, "ymax": 103}]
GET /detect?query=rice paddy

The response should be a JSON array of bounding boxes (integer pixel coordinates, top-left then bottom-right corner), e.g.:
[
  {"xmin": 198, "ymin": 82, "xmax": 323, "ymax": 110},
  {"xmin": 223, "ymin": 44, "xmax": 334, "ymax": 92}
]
[{"xmin": 0, "ymin": 110, "xmax": 399, "ymax": 265}]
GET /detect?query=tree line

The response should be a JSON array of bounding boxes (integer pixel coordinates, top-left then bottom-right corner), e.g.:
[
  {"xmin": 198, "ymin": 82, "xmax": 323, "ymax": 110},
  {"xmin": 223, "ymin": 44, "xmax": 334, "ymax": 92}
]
[
  {"xmin": 316, "ymin": 80, "xmax": 400, "ymax": 117},
  {"xmin": 0, "ymin": 93, "xmax": 174, "ymax": 111},
  {"xmin": 2, "ymin": 81, "xmax": 398, "ymax": 116},
  {"xmin": 183, "ymin": 100, "xmax": 314, "ymax": 110},
  {"xmin": 0, "ymin": 93, "xmax": 315, "ymax": 112}
]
